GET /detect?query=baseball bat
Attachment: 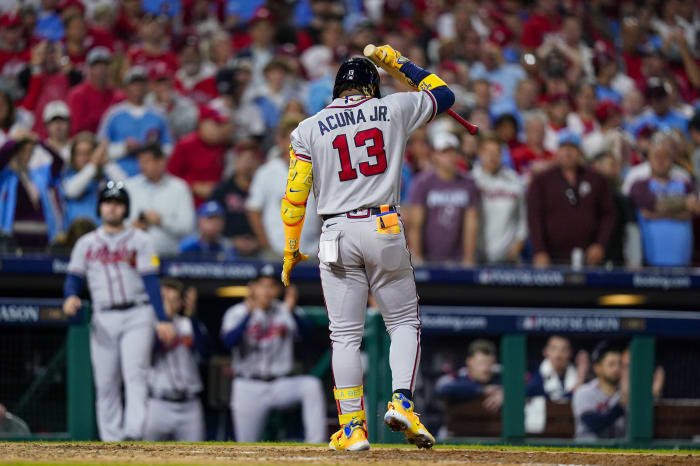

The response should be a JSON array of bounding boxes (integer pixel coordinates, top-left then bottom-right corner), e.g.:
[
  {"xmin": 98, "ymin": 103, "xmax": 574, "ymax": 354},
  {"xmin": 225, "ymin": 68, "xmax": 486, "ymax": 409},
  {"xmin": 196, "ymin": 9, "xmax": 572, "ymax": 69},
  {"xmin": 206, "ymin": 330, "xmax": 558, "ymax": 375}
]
[{"xmin": 363, "ymin": 44, "xmax": 479, "ymax": 135}]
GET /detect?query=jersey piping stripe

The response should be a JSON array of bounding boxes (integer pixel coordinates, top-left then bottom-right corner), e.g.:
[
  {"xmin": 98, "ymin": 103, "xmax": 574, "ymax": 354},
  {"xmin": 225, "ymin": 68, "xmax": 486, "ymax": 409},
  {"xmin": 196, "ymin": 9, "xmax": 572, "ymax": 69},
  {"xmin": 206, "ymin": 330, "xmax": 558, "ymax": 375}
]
[
  {"xmin": 113, "ymin": 263, "xmax": 128, "ymax": 305},
  {"xmin": 317, "ymin": 239, "xmax": 340, "ymax": 415},
  {"xmin": 295, "ymin": 153, "xmax": 312, "ymax": 162},
  {"xmin": 423, "ymin": 90, "xmax": 437, "ymax": 123},
  {"xmin": 94, "ymin": 236, "xmax": 115, "ymax": 307},
  {"xmin": 326, "ymin": 97, "xmax": 374, "ymax": 109},
  {"xmin": 403, "ymin": 217, "xmax": 422, "ymax": 392}
]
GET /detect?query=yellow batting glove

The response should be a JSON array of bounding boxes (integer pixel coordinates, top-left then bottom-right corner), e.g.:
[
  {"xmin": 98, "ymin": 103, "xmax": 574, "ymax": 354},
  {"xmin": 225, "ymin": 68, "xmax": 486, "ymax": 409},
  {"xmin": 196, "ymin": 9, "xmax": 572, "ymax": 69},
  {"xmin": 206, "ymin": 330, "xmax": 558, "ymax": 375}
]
[
  {"xmin": 281, "ymin": 249, "xmax": 309, "ymax": 287},
  {"xmin": 376, "ymin": 44, "xmax": 410, "ymax": 71}
]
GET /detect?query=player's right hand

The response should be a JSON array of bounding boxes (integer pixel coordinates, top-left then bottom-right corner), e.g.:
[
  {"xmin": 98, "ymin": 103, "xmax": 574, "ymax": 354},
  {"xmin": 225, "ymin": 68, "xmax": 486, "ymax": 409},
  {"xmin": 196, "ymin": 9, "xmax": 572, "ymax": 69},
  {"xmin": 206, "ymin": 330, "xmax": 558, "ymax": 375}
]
[
  {"xmin": 281, "ymin": 249, "xmax": 308, "ymax": 287},
  {"xmin": 156, "ymin": 321, "xmax": 177, "ymax": 347},
  {"xmin": 62, "ymin": 296, "xmax": 82, "ymax": 316},
  {"xmin": 376, "ymin": 45, "xmax": 409, "ymax": 70}
]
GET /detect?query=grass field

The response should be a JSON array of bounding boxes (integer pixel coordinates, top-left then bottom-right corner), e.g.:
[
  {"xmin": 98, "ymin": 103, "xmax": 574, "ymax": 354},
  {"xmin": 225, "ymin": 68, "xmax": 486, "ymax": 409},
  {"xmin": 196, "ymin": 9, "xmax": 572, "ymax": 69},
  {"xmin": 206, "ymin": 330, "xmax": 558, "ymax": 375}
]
[{"xmin": 2, "ymin": 442, "xmax": 700, "ymax": 465}]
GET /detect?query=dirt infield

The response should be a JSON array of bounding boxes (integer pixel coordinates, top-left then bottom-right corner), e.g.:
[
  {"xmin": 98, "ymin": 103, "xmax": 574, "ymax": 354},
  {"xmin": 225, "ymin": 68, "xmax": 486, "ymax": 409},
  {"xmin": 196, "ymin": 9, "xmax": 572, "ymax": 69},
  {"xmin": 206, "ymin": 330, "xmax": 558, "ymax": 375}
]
[{"xmin": 1, "ymin": 442, "xmax": 699, "ymax": 466}]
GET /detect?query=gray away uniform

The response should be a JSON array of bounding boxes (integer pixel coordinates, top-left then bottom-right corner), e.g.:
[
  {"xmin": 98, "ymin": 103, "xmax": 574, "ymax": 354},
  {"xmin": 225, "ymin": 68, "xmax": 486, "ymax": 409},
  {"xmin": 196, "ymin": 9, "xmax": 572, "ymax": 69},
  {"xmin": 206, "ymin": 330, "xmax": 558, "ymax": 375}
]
[
  {"xmin": 572, "ymin": 378, "xmax": 626, "ymax": 440},
  {"xmin": 290, "ymin": 91, "xmax": 438, "ymax": 416},
  {"xmin": 144, "ymin": 315, "xmax": 205, "ymax": 441},
  {"xmin": 221, "ymin": 300, "xmax": 326, "ymax": 443},
  {"xmin": 67, "ymin": 226, "xmax": 160, "ymax": 441}
]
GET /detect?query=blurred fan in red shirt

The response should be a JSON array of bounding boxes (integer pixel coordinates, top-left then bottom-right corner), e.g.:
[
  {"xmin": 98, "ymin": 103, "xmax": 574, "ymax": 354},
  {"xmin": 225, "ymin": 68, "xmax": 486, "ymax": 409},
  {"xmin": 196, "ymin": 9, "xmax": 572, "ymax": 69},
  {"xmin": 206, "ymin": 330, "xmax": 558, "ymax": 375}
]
[
  {"xmin": 65, "ymin": 47, "xmax": 116, "ymax": 134},
  {"xmin": 167, "ymin": 106, "xmax": 231, "ymax": 206}
]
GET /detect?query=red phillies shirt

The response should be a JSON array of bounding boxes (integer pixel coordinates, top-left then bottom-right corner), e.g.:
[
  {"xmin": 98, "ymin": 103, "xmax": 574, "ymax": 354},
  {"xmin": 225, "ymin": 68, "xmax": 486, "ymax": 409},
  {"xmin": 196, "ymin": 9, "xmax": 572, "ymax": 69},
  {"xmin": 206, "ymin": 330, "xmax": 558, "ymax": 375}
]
[
  {"xmin": 20, "ymin": 72, "xmax": 71, "ymax": 138},
  {"xmin": 0, "ymin": 48, "xmax": 30, "ymax": 80},
  {"xmin": 521, "ymin": 13, "xmax": 561, "ymax": 49},
  {"xmin": 511, "ymin": 144, "xmax": 554, "ymax": 174},
  {"xmin": 66, "ymin": 81, "xmax": 116, "ymax": 135},
  {"xmin": 167, "ymin": 133, "xmax": 226, "ymax": 206},
  {"xmin": 127, "ymin": 46, "xmax": 179, "ymax": 74}
]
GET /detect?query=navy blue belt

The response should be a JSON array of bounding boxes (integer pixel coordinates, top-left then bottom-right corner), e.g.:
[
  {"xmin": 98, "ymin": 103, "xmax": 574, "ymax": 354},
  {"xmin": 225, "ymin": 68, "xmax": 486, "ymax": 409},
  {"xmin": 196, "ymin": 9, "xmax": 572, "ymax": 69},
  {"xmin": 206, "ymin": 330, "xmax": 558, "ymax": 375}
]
[
  {"xmin": 104, "ymin": 300, "xmax": 148, "ymax": 311},
  {"xmin": 150, "ymin": 390, "xmax": 200, "ymax": 403}
]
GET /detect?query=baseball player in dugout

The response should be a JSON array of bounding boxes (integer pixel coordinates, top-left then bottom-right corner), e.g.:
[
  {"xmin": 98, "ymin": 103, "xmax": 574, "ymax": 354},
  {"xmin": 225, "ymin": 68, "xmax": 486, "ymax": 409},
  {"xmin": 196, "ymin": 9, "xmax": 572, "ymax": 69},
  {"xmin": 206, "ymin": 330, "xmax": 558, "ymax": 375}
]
[
  {"xmin": 62, "ymin": 181, "xmax": 177, "ymax": 441},
  {"xmin": 220, "ymin": 264, "xmax": 326, "ymax": 444},
  {"xmin": 144, "ymin": 278, "xmax": 208, "ymax": 441},
  {"xmin": 280, "ymin": 44, "xmax": 455, "ymax": 450}
]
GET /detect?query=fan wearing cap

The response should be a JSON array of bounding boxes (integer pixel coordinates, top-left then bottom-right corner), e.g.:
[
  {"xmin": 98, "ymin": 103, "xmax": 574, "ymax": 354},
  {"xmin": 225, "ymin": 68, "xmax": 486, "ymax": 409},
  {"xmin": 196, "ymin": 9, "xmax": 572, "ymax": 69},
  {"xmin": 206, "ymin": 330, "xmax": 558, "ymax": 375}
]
[
  {"xmin": 27, "ymin": 100, "xmax": 72, "ymax": 170},
  {"xmin": 145, "ymin": 64, "xmax": 199, "ymax": 141},
  {"xmin": 97, "ymin": 66, "xmax": 173, "ymax": 176},
  {"xmin": 408, "ymin": 132, "xmax": 480, "ymax": 265},
  {"xmin": 166, "ymin": 105, "xmax": 231, "ymax": 206},
  {"xmin": 527, "ymin": 130, "xmax": 617, "ymax": 267},
  {"xmin": 220, "ymin": 263, "xmax": 326, "ymax": 444},
  {"xmin": 628, "ymin": 78, "xmax": 689, "ymax": 137},
  {"xmin": 580, "ymin": 100, "xmax": 626, "ymax": 160},
  {"xmin": 18, "ymin": 40, "xmax": 71, "ymax": 139},
  {"xmin": 174, "ymin": 35, "xmax": 218, "ymax": 106},
  {"xmin": 123, "ymin": 143, "xmax": 195, "ymax": 256},
  {"xmin": 233, "ymin": 6, "xmax": 278, "ymax": 82},
  {"xmin": 470, "ymin": 41, "xmax": 526, "ymax": 106},
  {"xmin": 0, "ymin": 128, "xmax": 65, "ymax": 249},
  {"xmin": 542, "ymin": 93, "xmax": 571, "ymax": 153},
  {"xmin": 66, "ymin": 46, "xmax": 116, "ymax": 134},
  {"xmin": 510, "ymin": 114, "xmax": 554, "ymax": 175},
  {"xmin": 572, "ymin": 341, "xmax": 626, "ymax": 441},
  {"xmin": 124, "ymin": 13, "xmax": 178, "ymax": 75},
  {"xmin": 178, "ymin": 200, "xmax": 234, "ymax": 258},
  {"xmin": 520, "ymin": 0, "xmax": 561, "ymax": 50},
  {"xmin": 0, "ymin": 12, "xmax": 31, "ymax": 80}
]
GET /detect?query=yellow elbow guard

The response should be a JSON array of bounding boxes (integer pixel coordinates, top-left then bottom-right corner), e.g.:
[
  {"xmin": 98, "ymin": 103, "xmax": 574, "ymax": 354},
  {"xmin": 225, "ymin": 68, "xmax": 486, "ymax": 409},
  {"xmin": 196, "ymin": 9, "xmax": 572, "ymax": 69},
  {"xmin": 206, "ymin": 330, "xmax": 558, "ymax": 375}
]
[
  {"xmin": 281, "ymin": 149, "xmax": 313, "ymax": 250},
  {"xmin": 281, "ymin": 197, "xmax": 306, "ymax": 226},
  {"xmin": 418, "ymin": 73, "xmax": 447, "ymax": 91}
]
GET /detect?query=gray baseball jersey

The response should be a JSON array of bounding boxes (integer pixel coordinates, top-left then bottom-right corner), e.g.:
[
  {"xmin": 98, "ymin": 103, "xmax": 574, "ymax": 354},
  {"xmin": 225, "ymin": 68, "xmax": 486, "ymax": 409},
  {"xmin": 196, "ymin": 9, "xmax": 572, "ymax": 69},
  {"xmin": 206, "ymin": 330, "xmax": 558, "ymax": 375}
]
[
  {"xmin": 67, "ymin": 226, "xmax": 160, "ymax": 311},
  {"xmin": 290, "ymin": 91, "xmax": 437, "ymax": 215},
  {"xmin": 572, "ymin": 378, "xmax": 626, "ymax": 440},
  {"xmin": 220, "ymin": 300, "xmax": 298, "ymax": 378},
  {"xmin": 67, "ymin": 225, "xmax": 161, "ymax": 441},
  {"xmin": 143, "ymin": 314, "xmax": 205, "ymax": 442},
  {"xmin": 148, "ymin": 315, "xmax": 203, "ymax": 398}
]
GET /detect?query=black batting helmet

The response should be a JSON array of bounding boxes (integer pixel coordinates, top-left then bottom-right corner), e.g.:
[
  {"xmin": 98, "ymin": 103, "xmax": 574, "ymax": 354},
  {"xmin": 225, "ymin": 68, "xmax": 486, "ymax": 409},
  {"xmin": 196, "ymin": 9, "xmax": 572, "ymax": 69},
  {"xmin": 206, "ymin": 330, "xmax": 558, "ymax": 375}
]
[
  {"xmin": 332, "ymin": 57, "xmax": 381, "ymax": 99},
  {"xmin": 97, "ymin": 181, "xmax": 130, "ymax": 218}
]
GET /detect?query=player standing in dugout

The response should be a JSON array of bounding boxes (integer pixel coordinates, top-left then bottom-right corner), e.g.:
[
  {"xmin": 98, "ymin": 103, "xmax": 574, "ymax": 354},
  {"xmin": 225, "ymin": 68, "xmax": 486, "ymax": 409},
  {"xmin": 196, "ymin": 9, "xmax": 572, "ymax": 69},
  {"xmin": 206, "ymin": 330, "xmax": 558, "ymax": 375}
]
[{"xmin": 279, "ymin": 45, "xmax": 455, "ymax": 451}]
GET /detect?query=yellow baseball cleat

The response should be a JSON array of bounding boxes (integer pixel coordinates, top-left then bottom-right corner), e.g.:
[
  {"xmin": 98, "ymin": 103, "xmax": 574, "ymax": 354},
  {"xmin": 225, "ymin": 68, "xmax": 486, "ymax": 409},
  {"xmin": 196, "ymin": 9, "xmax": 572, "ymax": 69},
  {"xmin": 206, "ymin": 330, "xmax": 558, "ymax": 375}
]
[
  {"xmin": 384, "ymin": 393, "xmax": 435, "ymax": 449},
  {"xmin": 328, "ymin": 418, "xmax": 370, "ymax": 451}
]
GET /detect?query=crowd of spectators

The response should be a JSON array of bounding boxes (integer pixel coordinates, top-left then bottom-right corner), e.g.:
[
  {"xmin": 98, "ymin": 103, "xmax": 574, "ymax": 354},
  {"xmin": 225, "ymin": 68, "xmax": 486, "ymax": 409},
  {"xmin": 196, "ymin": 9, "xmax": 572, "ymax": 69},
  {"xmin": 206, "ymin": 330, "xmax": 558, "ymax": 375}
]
[{"xmin": 1, "ymin": 0, "xmax": 700, "ymax": 267}]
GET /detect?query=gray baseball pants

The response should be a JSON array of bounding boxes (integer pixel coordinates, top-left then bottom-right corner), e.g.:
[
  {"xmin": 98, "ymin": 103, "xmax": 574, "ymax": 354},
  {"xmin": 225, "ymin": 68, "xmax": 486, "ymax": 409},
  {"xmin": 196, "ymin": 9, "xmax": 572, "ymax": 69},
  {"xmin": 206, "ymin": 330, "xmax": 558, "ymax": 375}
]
[{"xmin": 318, "ymin": 211, "xmax": 421, "ymax": 417}]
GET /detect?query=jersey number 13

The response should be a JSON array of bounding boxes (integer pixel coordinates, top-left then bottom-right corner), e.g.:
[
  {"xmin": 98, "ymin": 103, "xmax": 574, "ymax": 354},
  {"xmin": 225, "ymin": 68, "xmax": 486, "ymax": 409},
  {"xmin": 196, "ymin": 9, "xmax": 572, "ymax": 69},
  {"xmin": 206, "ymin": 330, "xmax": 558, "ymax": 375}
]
[{"xmin": 333, "ymin": 128, "xmax": 387, "ymax": 182}]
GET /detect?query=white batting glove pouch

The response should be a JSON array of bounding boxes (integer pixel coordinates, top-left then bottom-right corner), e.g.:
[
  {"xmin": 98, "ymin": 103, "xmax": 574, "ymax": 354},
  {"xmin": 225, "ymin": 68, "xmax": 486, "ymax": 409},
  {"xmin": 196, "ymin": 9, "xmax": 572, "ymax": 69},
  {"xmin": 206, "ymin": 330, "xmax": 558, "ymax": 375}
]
[{"xmin": 318, "ymin": 230, "xmax": 342, "ymax": 264}]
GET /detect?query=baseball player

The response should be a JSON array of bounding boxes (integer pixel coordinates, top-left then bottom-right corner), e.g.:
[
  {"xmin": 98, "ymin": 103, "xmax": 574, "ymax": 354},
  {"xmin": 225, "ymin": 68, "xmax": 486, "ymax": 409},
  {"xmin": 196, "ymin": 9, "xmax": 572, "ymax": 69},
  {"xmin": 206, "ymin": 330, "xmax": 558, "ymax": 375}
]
[
  {"xmin": 62, "ymin": 181, "xmax": 176, "ymax": 441},
  {"xmin": 143, "ymin": 278, "xmax": 208, "ymax": 441},
  {"xmin": 279, "ymin": 46, "xmax": 455, "ymax": 450},
  {"xmin": 220, "ymin": 264, "xmax": 326, "ymax": 444}
]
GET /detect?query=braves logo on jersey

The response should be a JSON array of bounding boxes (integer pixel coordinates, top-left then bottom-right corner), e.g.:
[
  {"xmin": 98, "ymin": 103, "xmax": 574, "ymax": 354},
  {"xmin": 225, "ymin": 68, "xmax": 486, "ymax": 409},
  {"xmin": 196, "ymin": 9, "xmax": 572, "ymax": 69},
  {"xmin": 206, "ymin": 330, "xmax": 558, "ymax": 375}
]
[{"xmin": 86, "ymin": 245, "xmax": 138, "ymax": 267}]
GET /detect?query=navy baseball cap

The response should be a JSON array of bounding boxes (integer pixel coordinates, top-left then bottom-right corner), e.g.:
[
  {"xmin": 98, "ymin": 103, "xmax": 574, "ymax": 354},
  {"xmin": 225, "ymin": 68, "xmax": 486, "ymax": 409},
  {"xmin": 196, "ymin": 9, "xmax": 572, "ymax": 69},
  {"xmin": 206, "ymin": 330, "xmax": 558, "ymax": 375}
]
[
  {"xmin": 254, "ymin": 263, "xmax": 277, "ymax": 281},
  {"xmin": 558, "ymin": 130, "xmax": 581, "ymax": 149},
  {"xmin": 197, "ymin": 201, "xmax": 225, "ymax": 218}
]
